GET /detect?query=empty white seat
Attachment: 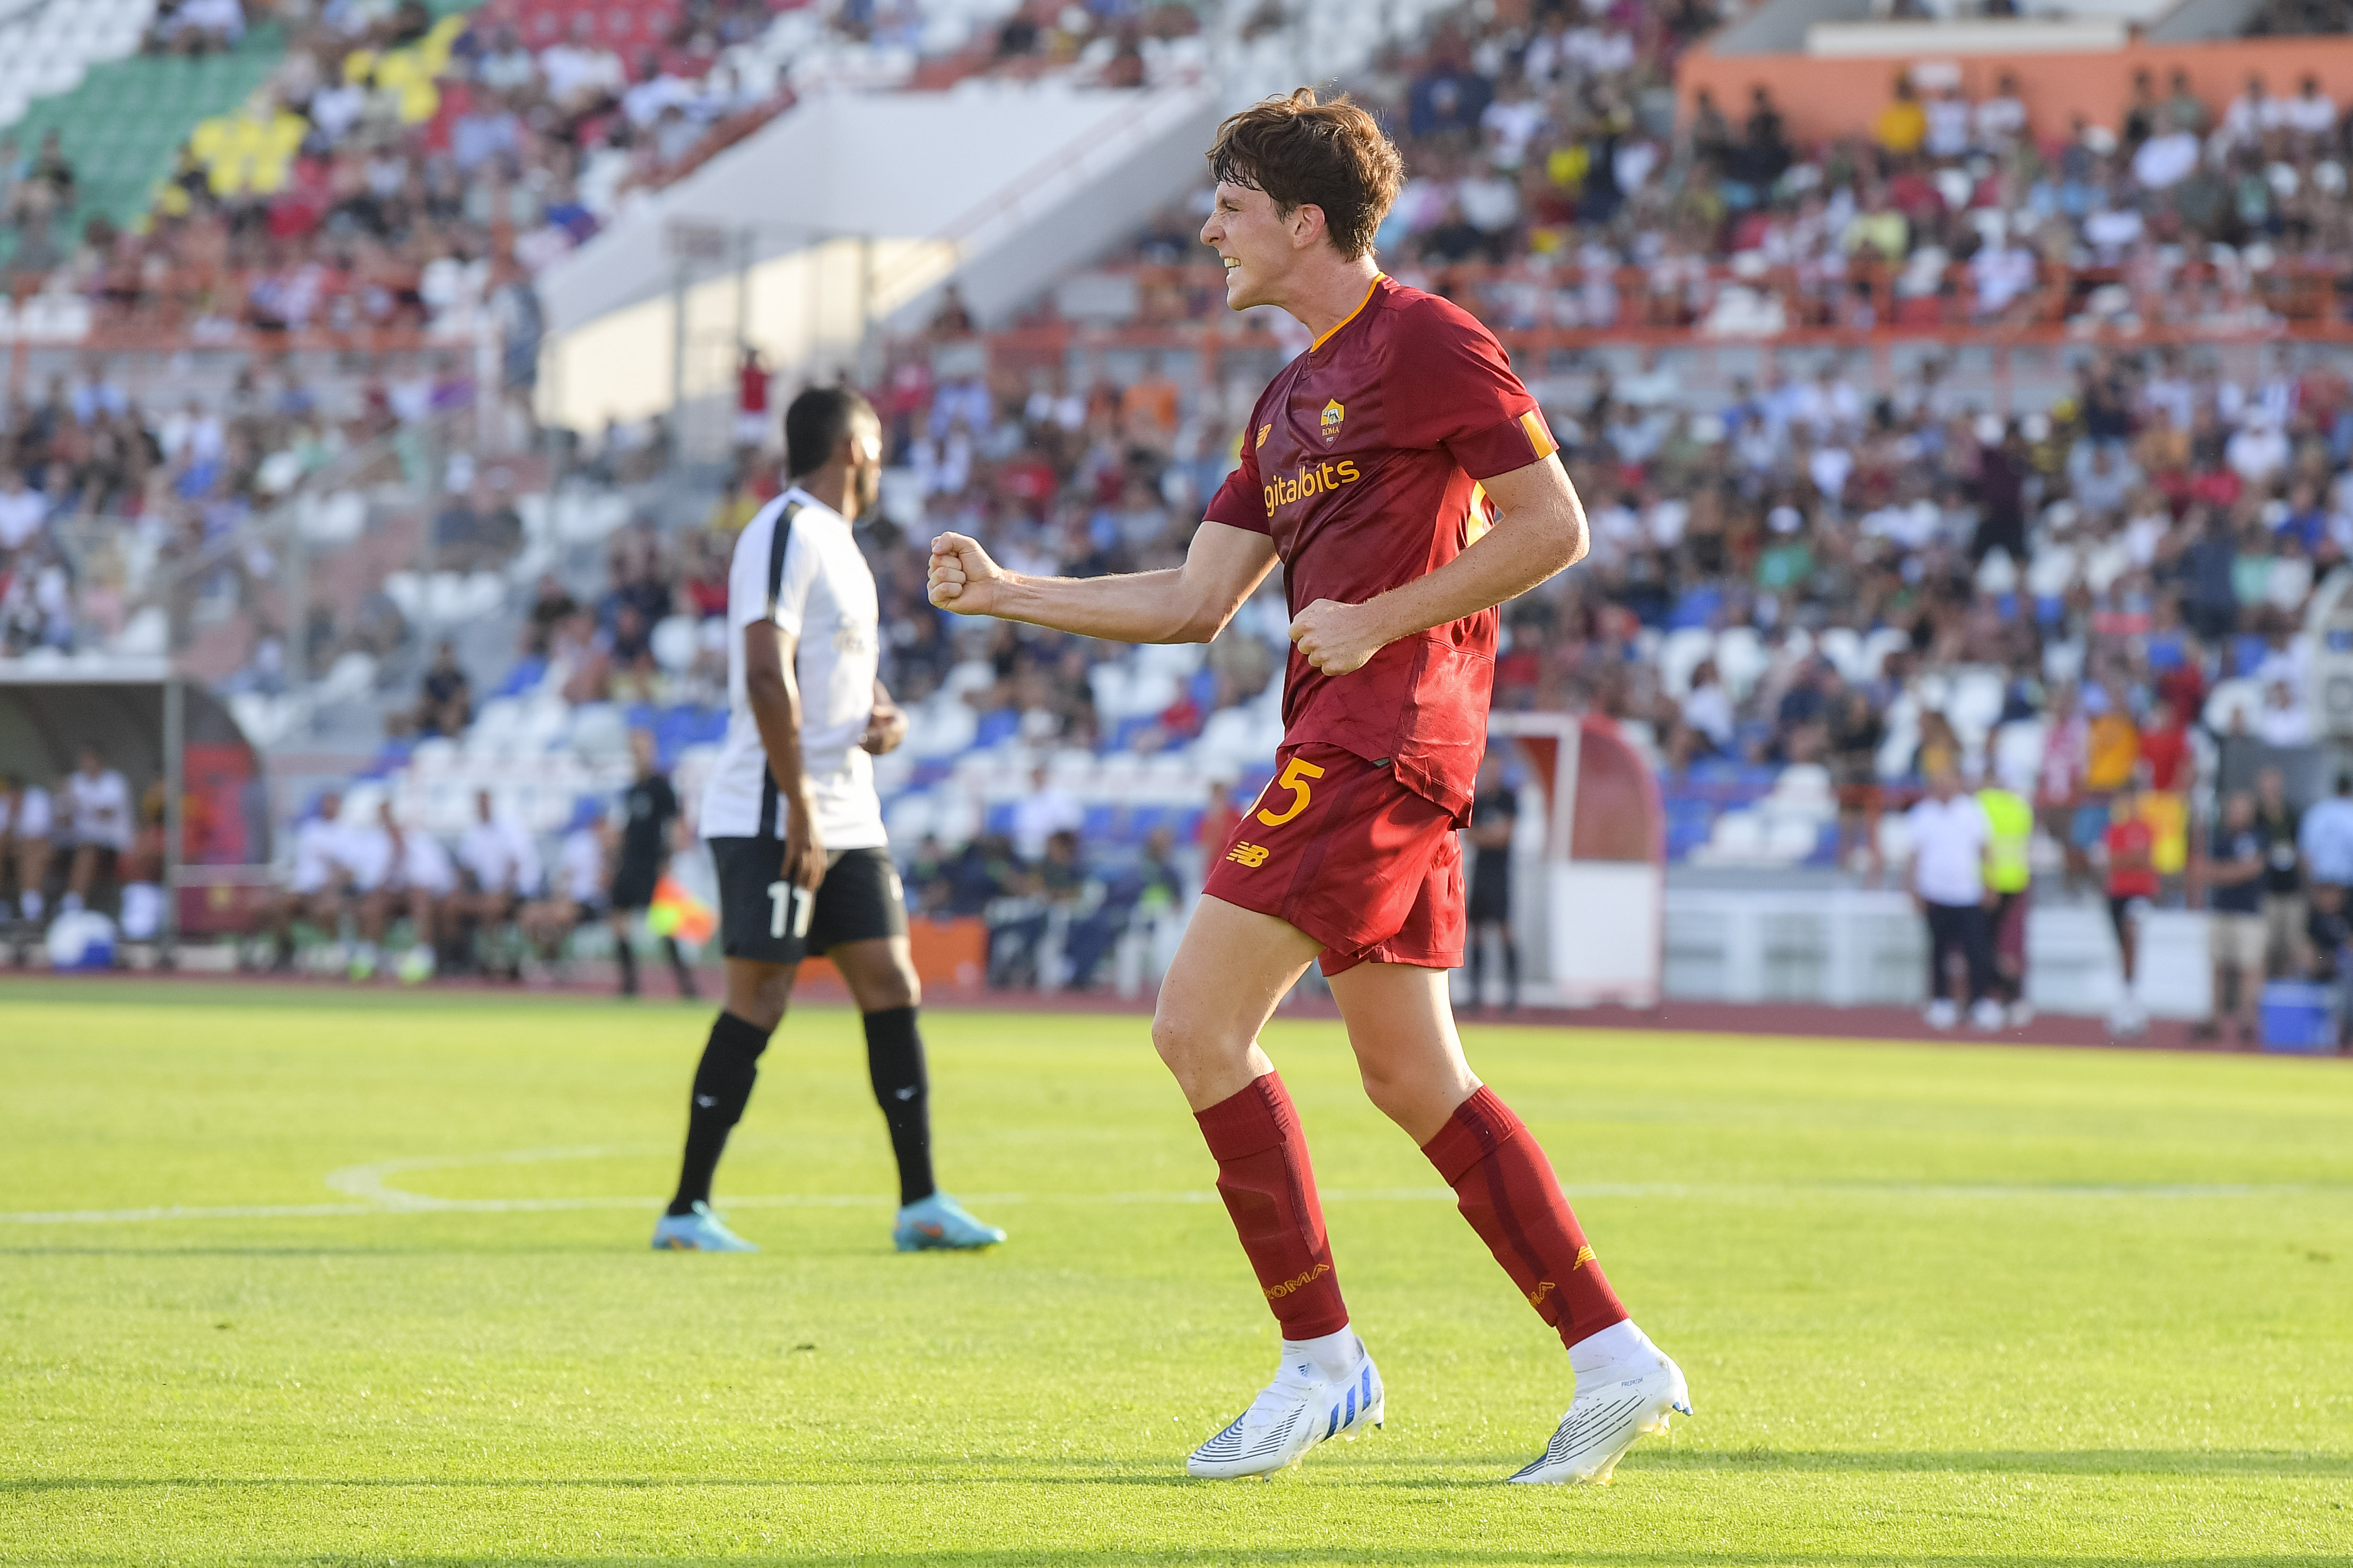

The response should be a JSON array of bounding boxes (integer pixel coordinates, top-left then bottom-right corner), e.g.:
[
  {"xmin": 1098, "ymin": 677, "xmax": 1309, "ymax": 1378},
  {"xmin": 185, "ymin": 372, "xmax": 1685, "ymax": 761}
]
[
  {"xmin": 1816, "ymin": 626, "xmax": 1864, "ymax": 682},
  {"xmin": 1714, "ymin": 626, "xmax": 1766, "ymax": 700},
  {"xmin": 650, "ymin": 615, "xmax": 698, "ymax": 673}
]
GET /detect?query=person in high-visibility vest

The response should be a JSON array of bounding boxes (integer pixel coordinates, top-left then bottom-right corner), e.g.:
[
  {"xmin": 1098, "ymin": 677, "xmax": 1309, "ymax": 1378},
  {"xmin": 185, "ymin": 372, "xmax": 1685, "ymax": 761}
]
[{"xmin": 1978, "ymin": 778, "xmax": 2036, "ymax": 1027}]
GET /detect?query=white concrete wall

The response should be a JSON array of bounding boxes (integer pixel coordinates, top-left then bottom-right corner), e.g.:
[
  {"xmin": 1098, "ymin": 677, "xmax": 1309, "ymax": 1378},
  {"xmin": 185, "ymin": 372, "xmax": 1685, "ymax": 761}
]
[{"xmin": 1659, "ymin": 888, "xmax": 2213, "ymax": 1019}]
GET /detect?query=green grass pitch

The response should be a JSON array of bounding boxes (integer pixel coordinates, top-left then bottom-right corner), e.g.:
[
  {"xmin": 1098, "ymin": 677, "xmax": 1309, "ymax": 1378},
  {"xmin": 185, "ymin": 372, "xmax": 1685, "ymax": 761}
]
[{"xmin": 3, "ymin": 980, "xmax": 2350, "ymax": 1566}]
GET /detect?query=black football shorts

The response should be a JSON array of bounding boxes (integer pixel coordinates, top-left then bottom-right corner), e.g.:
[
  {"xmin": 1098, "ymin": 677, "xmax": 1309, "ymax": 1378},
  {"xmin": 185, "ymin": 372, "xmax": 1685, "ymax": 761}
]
[{"xmin": 709, "ymin": 840, "xmax": 907, "ymax": 965}]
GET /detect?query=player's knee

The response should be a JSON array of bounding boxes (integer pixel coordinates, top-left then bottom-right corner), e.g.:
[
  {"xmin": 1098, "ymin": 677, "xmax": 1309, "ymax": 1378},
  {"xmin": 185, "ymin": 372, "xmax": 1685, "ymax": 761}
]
[
  {"xmin": 1148, "ymin": 1006, "xmax": 1191, "ymax": 1072},
  {"xmin": 1356, "ymin": 1062, "xmax": 1415, "ymax": 1125},
  {"xmin": 1149, "ymin": 1005, "xmax": 1237, "ymax": 1081}
]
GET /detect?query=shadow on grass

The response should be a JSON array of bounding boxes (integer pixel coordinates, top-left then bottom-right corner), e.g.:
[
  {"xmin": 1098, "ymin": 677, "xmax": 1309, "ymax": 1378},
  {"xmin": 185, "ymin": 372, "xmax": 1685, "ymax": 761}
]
[{"xmin": 7, "ymin": 1449, "xmax": 2346, "ymax": 1495}]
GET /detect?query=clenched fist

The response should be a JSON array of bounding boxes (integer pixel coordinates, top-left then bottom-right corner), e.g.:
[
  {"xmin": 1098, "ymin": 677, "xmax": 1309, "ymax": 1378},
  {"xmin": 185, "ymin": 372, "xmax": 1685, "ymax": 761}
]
[
  {"xmin": 928, "ymin": 532, "xmax": 1009, "ymax": 616},
  {"xmin": 1288, "ymin": 598, "xmax": 1388, "ymax": 676}
]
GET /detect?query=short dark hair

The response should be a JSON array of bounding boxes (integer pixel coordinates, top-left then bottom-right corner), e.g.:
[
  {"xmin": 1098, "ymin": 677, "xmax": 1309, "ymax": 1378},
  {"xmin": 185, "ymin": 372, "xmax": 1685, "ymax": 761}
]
[
  {"xmin": 1206, "ymin": 88, "xmax": 1405, "ymax": 261},
  {"xmin": 784, "ymin": 387, "xmax": 877, "ymax": 479}
]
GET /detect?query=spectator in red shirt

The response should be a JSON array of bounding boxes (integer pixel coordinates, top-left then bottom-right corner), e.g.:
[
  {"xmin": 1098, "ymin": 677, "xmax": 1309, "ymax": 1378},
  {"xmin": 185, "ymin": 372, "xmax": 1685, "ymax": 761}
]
[
  {"xmin": 2102, "ymin": 779, "xmax": 2159, "ymax": 1038},
  {"xmin": 2138, "ymin": 697, "xmax": 2191, "ymax": 793}
]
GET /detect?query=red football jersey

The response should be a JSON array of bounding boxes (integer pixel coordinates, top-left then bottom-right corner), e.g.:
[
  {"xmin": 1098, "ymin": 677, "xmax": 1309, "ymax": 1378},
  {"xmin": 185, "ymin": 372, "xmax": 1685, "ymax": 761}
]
[{"xmin": 1204, "ymin": 275, "xmax": 1557, "ymax": 821}]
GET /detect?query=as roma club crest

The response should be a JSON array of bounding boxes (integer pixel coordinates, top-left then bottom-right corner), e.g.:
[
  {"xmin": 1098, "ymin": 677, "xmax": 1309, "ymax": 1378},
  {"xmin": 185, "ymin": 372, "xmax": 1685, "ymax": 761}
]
[{"xmin": 1320, "ymin": 398, "xmax": 1345, "ymax": 442}]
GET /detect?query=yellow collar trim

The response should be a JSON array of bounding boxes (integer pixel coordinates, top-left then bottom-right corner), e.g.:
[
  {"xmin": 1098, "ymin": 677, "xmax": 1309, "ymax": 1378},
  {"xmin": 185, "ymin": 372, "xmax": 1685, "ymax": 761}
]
[{"xmin": 1310, "ymin": 273, "xmax": 1385, "ymax": 353}]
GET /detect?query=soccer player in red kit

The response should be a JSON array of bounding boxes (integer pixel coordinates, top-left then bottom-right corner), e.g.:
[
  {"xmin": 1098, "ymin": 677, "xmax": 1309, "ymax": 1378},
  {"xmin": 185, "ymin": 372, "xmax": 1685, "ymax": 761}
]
[{"xmin": 927, "ymin": 90, "xmax": 1688, "ymax": 1483}]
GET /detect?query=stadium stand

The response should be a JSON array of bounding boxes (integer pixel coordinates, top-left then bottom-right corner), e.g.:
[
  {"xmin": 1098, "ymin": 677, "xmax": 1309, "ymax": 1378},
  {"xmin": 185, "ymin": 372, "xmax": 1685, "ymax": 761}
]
[{"xmin": 5, "ymin": 0, "xmax": 2353, "ymax": 1019}]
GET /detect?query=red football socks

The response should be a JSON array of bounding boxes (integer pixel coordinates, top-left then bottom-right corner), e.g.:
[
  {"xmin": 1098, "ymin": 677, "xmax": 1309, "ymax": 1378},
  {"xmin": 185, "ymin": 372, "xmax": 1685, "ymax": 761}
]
[
  {"xmin": 1422, "ymin": 1085, "xmax": 1628, "ymax": 1348},
  {"xmin": 1194, "ymin": 1072, "xmax": 1350, "ymax": 1339}
]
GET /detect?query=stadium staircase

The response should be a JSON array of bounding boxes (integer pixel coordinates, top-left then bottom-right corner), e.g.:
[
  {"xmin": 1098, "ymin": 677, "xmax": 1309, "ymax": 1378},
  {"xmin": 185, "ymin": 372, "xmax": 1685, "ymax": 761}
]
[{"xmin": 0, "ymin": 4, "xmax": 284, "ymax": 261}]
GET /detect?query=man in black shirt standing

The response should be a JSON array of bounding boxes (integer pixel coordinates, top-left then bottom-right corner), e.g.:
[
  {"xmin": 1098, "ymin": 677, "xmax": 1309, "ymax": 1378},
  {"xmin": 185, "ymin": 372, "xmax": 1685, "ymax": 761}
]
[
  {"xmin": 1464, "ymin": 755, "xmax": 1519, "ymax": 1012},
  {"xmin": 612, "ymin": 727, "xmax": 696, "ymax": 999},
  {"xmin": 2253, "ymin": 765, "xmax": 2307, "ymax": 980}
]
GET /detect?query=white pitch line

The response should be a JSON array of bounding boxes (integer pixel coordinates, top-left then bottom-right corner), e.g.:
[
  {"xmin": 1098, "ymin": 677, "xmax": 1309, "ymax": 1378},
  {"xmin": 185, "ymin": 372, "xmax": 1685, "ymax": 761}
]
[{"xmin": 2, "ymin": 1171, "xmax": 2338, "ymax": 1228}]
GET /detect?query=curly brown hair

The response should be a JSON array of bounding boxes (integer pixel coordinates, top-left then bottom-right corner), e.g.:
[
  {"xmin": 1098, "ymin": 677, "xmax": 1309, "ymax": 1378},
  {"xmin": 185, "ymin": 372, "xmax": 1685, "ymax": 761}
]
[{"xmin": 1205, "ymin": 88, "xmax": 1406, "ymax": 261}]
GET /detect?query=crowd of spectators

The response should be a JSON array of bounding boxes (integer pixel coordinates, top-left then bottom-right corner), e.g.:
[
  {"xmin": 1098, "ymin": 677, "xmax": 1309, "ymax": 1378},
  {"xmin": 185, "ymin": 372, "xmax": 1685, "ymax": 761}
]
[
  {"xmin": 27, "ymin": 0, "xmax": 2353, "ymax": 965},
  {"xmin": 835, "ymin": 0, "xmax": 2353, "ymax": 896},
  {"xmin": 11, "ymin": 0, "xmax": 792, "ymax": 341}
]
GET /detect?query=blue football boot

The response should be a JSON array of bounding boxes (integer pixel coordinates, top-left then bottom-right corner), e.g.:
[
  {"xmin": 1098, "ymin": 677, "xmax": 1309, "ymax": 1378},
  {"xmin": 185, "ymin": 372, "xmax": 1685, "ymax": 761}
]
[
  {"xmin": 892, "ymin": 1192, "xmax": 1006, "ymax": 1252},
  {"xmin": 650, "ymin": 1201, "xmax": 759, "ymax": 1251}
]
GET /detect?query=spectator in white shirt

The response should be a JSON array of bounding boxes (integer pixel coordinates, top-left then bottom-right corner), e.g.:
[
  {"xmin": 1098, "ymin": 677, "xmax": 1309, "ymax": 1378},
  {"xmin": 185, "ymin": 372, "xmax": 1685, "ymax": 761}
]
[
  {"xmin": 1010, "ymin": 766, "xmax": 1084, "ymax": 863},
  {"xmin": 62, "ymin": 746, "xmax": 133, "ymax": 916},
  {"xmin": 345, "ymin": 801, "xmax": 457, "ymax": 980},
  {"xmin": 1, "ymin": 772, "xmax": 54, "ymax": 923},
  {"xmin": 539, "ymin": 16, "xmax": 625, "ymax": 110},
  {"xmin": 0, "ymin": 467, "xmax": 47, "ymax": 552},
  {"xmin": 1924, "ymin": 86, "xmax": 1971, "ymax": 160},
  {"xmin": 260, "ymin": 790, "xmax": 356, "ymax": 969},
  {"xmin": 458, "ymin": 784, "xmax": 542, "ymax": 896},
  {"xmin": 1969, "ymin": 241, "xmax": 2037, "ymax": 319},
  {"xmin": 2221, "ymin": 74, "xmax": 2285, "ymax": 147},
  {"xmin": 2130, "ymin": 120, "xmax": 2200, "ymax": 191},
  {"xmin": 1679, "ymin": 660, "xmax": 1736, "ymax": 759},
  {"xmin": 1974, "ymin": 73, "xmax": 2028, "ymax": 153},
  {"xmin": 2227, "ymin": 412, "xmax": 2290, "ymax": 486},
  {"xmin": 2285, "ymin": 75, "xmax": 2338, "ymax": 139},
  {"xmin": 2257, "ymin": 680, "xmax": 2313, "ymax": 748},
  {"xmin": 1478, "ymin": 77, "xmax": 1547, "ymax": 171},
  {"xmin": 1906, "ymin": 767, "xmax": 2000, "ymax": 1030}
]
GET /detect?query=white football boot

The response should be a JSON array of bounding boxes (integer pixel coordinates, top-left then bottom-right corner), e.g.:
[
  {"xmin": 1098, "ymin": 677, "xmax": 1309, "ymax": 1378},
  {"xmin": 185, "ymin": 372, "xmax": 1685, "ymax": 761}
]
[
  {"xmin": 1508, "ymin": 1321, "xmax": 1691, "ymax": 1486},
  {"xmin": 1186, "ymin": 1336, "xmax": 1383, "ymax": 1479}
]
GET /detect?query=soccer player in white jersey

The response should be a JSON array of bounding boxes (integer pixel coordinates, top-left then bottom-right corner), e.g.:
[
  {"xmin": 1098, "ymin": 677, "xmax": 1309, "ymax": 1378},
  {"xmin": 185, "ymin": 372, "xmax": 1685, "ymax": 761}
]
[
  {"xmin": 0, "ymin": 772, "xmax": 56, "ymax": 923},
  {"xmin": 343, "ymin": 800, "xmax": 458, "ymax": 983},
  {"xmin": 62, "ymin": 746, "xmax": 133, "ymax": 915},
  {"xmin": 652, "ymin": 387, "xmax": 1004, "ymax": 1255},
  {"xmin": 453, "ymin": 789, "xmax": 542, "ymax": 978}
]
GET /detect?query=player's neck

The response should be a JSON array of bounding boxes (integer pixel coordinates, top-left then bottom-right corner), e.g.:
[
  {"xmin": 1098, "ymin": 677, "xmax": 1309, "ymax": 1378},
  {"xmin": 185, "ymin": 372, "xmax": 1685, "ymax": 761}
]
[
  {"xmin": 791, "ymin": 466, "xmax": 855, "ymax": 518},
  {"xmin": 1277, "ymin": 256, "xmax": 1383, "ymax": 346}
]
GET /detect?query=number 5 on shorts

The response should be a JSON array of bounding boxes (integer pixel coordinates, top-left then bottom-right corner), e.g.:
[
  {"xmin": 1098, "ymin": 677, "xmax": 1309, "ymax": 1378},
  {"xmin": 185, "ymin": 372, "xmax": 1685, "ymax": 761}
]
[
  {"xmin": 1257, "ymin": 757, "xmax": 1324, "ymax": 828},
  {"xmin": 766, "ymin": 881, "xmax": 814, "ymax": 942}
]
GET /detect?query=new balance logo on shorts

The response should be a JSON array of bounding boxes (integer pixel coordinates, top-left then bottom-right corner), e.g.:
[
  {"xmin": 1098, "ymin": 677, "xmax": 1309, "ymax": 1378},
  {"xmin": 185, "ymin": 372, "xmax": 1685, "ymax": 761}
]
[{"xmin": 1225, "ymin": 842, "xmax": 1269, "ymax": 868}]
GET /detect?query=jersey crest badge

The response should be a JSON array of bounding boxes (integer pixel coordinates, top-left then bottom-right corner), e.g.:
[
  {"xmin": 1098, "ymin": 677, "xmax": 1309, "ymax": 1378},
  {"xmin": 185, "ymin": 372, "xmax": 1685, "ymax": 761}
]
[{"xmin": 1320, "ymin": 399, "xmax": 1345, "ymax": 440}]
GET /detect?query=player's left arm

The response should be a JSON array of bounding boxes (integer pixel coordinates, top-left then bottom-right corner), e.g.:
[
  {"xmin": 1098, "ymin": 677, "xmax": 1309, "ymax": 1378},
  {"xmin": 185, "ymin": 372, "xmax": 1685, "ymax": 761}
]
[
  {"xmin": 861, "ymin": 678, "xmax": 908, "ymax": 755},
  {"xmin": 1288, "ymin": 452, "xmax": 1587, "ymax": 677}
]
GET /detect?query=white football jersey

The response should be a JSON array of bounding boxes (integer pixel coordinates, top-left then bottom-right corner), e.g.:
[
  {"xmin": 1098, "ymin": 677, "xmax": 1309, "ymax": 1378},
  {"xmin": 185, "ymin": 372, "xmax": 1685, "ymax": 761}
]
[
  {"xmin": 290, "ymin": 814, "xmax": 355, "ymax": 895},
  {"xmin": 557, "ymin": 826, "xmax": 605, "ymax": 903},
  {"xmin": 0, "ymin": 785, "xmax": 52, "ymax": 839},
  {"xmin": 66, "ymin": 768, "xmax": 134, "ymax": 851},
  {"xmin": 699, "ymin": 487, "xmax": 887, "ymax": 848}
]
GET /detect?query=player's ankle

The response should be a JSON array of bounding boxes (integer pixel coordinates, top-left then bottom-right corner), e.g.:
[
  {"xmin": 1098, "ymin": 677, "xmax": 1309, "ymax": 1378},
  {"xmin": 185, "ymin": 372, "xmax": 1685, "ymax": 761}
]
[
  {"xmin": 1567, "ymin": 1318, "xmax": 1649, "ymax": 1387},
  {"xmin": 1283, "ymin": 1325, "xmax": 1359, "ymax": 1382}
]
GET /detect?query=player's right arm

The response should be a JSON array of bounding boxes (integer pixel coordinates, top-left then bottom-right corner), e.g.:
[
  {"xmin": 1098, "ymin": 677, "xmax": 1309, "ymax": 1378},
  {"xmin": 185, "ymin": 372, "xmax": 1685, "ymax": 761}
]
[
  {"xmin": 927, "ymin": 520, "xmax": 1277, "ymax": 644},
  {"xmin": 744, "ymin": 619, "xmax": 826, "ymax": 892}
]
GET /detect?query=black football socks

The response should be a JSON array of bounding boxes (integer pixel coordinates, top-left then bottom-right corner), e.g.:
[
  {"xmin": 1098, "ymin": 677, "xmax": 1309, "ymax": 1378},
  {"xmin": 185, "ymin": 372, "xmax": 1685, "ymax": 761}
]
[
  {"xmin": 864, "ymin": 1006, "xmax": 936, "ymax": 1207},
  {"xmin": 663, "ymin": 935, "xmax": 698, "ymax": 998},
  {"xmin": 667, "ymin": 1011, "xmax": 772, "ymax": 1216}
]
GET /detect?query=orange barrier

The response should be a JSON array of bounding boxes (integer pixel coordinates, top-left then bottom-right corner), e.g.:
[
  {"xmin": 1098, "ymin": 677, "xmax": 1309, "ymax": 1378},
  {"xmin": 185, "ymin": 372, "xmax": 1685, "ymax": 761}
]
[
  {"xmin": 1679, "ymin": 33, "xmax": 2353, "ymax": 149},
  {"xmin": 795, "ymin": 916, "xmax": 989, "ymax": 992}
]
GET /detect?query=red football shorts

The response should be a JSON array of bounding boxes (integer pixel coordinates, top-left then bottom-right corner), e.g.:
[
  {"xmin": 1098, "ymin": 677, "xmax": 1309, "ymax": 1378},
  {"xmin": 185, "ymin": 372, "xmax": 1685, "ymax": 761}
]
[{"xmin": 1201, "ymin": 742, "xmax": 1465, "ymax": 976}]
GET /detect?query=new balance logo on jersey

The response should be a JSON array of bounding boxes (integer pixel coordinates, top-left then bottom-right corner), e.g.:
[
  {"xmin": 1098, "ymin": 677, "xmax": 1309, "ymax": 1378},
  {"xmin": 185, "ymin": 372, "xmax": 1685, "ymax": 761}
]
[{"xmin": 1225, "ymin": 842, "xmax": 1269, "ymax": 868}]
